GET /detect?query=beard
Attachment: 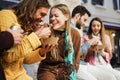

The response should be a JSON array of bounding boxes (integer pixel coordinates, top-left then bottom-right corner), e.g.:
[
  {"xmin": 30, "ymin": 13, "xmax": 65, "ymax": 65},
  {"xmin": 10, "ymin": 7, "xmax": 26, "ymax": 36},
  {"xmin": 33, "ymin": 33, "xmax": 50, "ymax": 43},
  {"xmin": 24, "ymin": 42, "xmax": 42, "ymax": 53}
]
[
  {"xmin": 32, "ymin": 18, "xmax": 43, "ymax": 28},
  {"xmin": 76, "ymin": 21, "xmax": 82, "ymax": 29},
  {"xmin": 33, "ymin": 18, "xmax": 42, "ymax": 23},
  {"xmin": 30, "ymin": 17, "xmax": 42, "ymax": 25},
  {"xmin": 27, "ymin": 17, "xmax": 43, "ymax": 31}
]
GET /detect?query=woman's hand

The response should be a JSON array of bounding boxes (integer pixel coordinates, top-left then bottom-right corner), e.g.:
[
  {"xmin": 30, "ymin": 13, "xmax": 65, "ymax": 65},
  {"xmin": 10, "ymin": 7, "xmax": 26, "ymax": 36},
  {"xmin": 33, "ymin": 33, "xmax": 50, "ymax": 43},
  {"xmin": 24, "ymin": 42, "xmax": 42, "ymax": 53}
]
[
  {"xmin": 39, "ymin": 44, "xmax": 57, "ymax": 57},
  {"xmin": 88, "ymin": 37, "xmax": 99, "ymax": 46}
]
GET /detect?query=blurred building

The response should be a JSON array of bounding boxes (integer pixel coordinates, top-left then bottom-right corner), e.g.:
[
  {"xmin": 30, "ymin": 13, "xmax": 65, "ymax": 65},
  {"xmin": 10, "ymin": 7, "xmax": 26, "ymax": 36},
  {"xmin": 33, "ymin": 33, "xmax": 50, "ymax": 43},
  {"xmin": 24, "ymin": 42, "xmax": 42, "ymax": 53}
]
[
  {"xmin": 48, "ymin": 0, "xmax": 81, "ymax": 12},
  {"xmin": 0, "ymin": 0, "xmax": 20, "ymax": 10}
]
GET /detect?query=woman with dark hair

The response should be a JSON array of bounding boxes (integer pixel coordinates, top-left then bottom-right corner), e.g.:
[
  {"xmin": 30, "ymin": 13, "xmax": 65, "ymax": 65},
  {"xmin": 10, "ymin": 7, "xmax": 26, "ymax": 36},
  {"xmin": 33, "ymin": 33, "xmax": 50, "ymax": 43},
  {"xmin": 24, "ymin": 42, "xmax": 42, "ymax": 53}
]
[
  {"xmin": 86, "ymin": 17, "xmax": 112, "ymax": 64},
  {"xmin": 82, "ymin": 17, "xmax": 120, "ymax": 80},
  {"xmin": 37, "ymin": 4, "xmax": 81, "ymax": 80}
]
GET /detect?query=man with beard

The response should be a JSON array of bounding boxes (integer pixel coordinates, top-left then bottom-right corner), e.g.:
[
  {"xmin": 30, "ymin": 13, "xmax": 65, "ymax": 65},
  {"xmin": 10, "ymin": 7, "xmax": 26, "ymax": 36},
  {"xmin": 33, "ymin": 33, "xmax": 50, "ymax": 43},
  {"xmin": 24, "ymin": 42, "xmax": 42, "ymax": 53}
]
[
  {"xmin": 71, "ymin": 5, "xmax": 90, "ymax": 36},
  {"xmin": 71, "ymin": 5, "xmax": 99, "ymax": 80},
  {"xmin": 71, "ymin": 5, "xmax": 95, "ymax": 54},
  {"xmin": 0, "ymin": 0, "xmax": 57, "ymax": 80}
]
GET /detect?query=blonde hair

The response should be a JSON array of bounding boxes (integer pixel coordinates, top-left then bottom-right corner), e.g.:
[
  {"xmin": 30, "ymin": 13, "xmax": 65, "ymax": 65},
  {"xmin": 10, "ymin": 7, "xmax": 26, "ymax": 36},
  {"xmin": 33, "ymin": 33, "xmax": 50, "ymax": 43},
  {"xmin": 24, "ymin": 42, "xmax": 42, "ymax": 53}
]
[
  {"xmin": 49, "ymin": 4, "xmax": 73, "ymax": 59},
  {"xmin": 50, "ymin": 4, "xmax": 71, "ymax": 36}
]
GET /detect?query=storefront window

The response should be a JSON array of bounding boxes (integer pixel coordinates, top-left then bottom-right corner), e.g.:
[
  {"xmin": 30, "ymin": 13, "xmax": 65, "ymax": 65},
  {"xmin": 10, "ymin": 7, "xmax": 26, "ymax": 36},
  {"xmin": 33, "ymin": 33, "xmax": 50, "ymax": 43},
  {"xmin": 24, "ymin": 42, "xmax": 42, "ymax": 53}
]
[
  {"xmin": 92, "ymin": 0, "xmax": 105, "ymax": 7},
  {"xmin": 80, "ymin": 0, "xmax": 87, "ymax": 3}
]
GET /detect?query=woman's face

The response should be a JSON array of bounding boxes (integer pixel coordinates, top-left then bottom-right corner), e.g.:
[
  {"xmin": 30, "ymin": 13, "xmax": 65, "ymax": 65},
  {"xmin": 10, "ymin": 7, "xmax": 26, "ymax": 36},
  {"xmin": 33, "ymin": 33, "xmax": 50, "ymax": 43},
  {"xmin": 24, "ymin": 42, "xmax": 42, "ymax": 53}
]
[
  {"xmin": 91, "ymin": 20, "xmax": 101, "ymax": 35},
  {"xmin": 50, "ymin": 8, "xmax": 68, "ymax": 30}
]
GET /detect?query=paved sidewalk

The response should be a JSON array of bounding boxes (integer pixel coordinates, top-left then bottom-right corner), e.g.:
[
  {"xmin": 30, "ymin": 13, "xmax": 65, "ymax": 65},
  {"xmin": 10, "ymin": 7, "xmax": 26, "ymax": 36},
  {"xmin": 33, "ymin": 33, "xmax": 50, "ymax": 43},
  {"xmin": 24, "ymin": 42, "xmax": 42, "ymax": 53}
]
[
  {"xmin": 24, "ymin": 63, "xmax": 120, "ymax": 80},
  {"xmin": 24, "ymin": 62, "xmax": 40, "ymax": 80}
]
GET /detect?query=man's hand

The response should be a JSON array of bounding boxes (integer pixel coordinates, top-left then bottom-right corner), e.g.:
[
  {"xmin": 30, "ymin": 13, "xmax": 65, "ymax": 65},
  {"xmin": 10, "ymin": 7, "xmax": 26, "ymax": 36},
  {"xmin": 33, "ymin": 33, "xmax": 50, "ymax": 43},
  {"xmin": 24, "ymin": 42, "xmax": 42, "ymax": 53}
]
[
  {"xmin": 6, "ymin": 28, "xmax": 24, "ymax": 45},
  {"xmin": 34, "ymin": 26, "xmax": 51, "ymax": 39}
]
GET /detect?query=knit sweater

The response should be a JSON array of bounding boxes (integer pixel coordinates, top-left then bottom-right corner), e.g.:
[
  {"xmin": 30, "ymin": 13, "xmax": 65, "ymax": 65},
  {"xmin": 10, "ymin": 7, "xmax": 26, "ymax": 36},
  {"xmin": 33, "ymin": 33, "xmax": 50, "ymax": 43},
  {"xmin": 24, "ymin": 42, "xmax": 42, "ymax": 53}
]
[{"xmin": 0, "ymin": 9, "xmax": 45, "ymax": 80}]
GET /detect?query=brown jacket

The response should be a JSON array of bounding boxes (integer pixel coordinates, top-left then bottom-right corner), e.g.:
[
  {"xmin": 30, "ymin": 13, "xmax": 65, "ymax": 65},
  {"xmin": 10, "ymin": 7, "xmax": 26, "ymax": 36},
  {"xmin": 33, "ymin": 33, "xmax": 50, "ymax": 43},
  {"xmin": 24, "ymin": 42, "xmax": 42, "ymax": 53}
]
[{"xmin": 37, "ymin": 28, "xmax": 81, "ymax": 80}]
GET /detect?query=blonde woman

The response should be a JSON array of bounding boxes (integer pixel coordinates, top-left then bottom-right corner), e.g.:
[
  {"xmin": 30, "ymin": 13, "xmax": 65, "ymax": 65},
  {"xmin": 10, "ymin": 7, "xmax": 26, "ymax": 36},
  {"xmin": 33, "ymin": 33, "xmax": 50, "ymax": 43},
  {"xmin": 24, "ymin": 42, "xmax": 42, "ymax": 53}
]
[{"xmin": 37, "ymin": 4, "xmax": 81, "ymax": 80}]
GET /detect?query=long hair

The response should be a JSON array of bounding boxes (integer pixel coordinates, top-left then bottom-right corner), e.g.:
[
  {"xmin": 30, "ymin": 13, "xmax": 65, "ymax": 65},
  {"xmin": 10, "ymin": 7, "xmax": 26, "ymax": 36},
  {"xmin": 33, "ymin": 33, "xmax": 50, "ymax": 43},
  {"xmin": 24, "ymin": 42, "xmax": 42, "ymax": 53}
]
[
  {"xmin": 49, "ymin": 4, "xmax": 76, "ymax": 79},
  {"xmin": 49, "ymin": 4, "xmax": 71, "ymax": 37},
  {"xmin": 87, "ymin": 17, "xmax": 111, "ymax": 57},
  {"xmin": 12, "ymin": 0, "xmax": 50, "ymax": 32},
  {"xmin": 49, "ymin": 4, "xmax": 73, "ymax": 58}
]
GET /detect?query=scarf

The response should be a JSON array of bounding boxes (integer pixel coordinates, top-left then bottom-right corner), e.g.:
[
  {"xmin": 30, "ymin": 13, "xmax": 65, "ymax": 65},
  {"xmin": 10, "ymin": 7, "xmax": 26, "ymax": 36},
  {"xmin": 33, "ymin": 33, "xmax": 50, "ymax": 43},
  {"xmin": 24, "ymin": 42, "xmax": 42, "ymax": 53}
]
[{"xmin": 64, "ymin": 30, "xmax": 76, "ymax": 80}]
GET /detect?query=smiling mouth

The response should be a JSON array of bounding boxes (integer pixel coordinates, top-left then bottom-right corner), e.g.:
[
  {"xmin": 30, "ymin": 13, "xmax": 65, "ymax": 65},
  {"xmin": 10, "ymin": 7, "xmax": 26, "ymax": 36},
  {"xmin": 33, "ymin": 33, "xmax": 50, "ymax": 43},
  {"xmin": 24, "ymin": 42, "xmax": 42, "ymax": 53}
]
[
  {"xmin": 39, "ymin": 22, "xmax": 44, "ymax": 26},
  {"xmin": 51, "ymin": 23, "xmax": 57, "ymax": 26}
]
